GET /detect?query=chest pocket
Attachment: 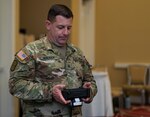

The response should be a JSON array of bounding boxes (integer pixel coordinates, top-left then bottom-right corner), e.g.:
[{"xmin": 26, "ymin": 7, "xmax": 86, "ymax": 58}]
[
  {"xmin": 36, "ymin": 56, "xmax": 65, "ymax": 74},
  {"xmin": 65, "ymin": 56, "xmax": 84, "ymax": 78}
]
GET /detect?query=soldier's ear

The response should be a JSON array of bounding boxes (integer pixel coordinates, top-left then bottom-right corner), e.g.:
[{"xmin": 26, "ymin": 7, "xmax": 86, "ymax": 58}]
[{"xmin": 45, "ymin": 20, "xmax": 51, "ymax": 30}]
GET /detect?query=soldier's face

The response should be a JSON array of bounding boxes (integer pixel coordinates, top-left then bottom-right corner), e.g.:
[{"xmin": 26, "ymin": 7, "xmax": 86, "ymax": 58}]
[{"xmin": 46, "ymin": 15, "xmax": 73, "ymax": 46}]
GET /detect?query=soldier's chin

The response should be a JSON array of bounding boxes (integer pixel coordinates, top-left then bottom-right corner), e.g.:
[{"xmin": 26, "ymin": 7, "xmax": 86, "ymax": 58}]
[{"xmin": 58, "ymin": 41, "xmax": 67, "ymax": 46}]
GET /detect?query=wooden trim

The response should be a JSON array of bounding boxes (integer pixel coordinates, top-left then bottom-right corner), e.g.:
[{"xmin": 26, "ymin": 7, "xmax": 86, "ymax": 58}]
[{"xmin": 71, "ymin": 0, "xmax": 80, "ymax": 46}]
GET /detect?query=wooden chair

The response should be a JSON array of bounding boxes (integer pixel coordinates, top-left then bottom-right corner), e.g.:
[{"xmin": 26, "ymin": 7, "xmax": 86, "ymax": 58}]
[{"xmin": 123, "ymin": 65, "xmax": 148, "ymax": 106}]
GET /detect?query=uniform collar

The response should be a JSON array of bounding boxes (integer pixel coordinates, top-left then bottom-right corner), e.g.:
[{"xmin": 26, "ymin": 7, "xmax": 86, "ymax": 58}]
[
  {"xmin": 43, "ymin": 36, "xmax": 77, "ymax": 54},
  {"xmin": 43, "ymin": 36, "xmax": 53, "ymax": 50}
]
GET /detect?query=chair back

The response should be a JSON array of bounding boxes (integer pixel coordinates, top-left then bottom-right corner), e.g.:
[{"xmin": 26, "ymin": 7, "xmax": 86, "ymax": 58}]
[{"xmin": 127, "ymin": 65, "xmax": 148, "ymax": 85}]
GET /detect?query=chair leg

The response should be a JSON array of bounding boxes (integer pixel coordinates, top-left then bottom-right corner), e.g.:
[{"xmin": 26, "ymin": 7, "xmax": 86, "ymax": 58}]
[
  {"xmin": 118, "ymin": 94, "xmax": 124, "ymax": 109},
  {"xmin": 124, "ymin": 96, "xmax": 131, "ymax": 109},
  {"xmin": 141, "ymin": 91, "xmax": 145, "ymax": 105},
  {"xmin": 145, "ymin": 91, "xmax": 149, "ymax": 105},
  {"xmin": 113, "ymin": 95, "xmax": 124, "ymax": 114},
  {"xmin": 113, "ymin": 97, "xmax": 119, "ymax": 114}
]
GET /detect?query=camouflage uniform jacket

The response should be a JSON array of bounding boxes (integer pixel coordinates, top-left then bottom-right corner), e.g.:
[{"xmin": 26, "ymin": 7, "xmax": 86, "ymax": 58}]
[{"xmin": 9, "ymin": 36, "xmax": 97, "ymax": 117}]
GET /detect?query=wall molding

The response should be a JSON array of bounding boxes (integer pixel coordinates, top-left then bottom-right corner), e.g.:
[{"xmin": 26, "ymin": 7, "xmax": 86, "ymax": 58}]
[{"xmin": 114, "ymin": 62, "xmax": 150, "ymax": 69}]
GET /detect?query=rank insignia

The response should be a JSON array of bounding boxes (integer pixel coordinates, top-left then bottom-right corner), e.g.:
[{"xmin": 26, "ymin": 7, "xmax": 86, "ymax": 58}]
[{"xmin": 10, "ymin": 60, "xmax": 18, "ymax": 71}]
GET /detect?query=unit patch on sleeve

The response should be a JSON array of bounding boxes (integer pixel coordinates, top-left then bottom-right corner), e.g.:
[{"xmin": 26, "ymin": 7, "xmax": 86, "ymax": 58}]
[{"xmin": 17, "ymin": 50, "xmax": 28, "ymax": 61}]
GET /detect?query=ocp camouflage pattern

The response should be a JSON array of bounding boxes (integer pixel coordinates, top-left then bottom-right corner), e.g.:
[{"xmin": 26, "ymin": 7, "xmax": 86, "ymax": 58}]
[{"xmin": 9, "ymin": 36, "xmax": 97, "ymax": 117}]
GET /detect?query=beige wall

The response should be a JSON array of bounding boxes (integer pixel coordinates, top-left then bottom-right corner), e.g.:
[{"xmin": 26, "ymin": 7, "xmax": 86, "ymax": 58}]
[
  {"xmin": 19, "ymin": 0, "xmax": 150, "ymax": 87},
  {"xmin": 20, "ymin": 0, "xmax": 71, "ymax": 38},
  {"xmin": 95, "ymin": 0, "xmax": 150, "ymax": 86}
]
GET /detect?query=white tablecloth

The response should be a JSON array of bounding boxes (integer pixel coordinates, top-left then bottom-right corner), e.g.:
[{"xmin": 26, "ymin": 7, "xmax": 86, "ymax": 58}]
[{"xmin": 82, "ymin": 71, "xmax": 114, "ymax": 117}]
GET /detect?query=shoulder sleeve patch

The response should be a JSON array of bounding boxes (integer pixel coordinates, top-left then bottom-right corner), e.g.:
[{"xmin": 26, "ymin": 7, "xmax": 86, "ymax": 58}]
[
  {"xmin": 15, "ymin": 48, "xmax": 31, "ymax": 63},
  {"xmin": 16, "ymin": 50, "xmax": 28, "ymax": 61}
]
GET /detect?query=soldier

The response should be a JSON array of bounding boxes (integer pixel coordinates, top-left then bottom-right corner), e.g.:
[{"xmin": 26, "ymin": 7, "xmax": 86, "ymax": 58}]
[{"xmin": 9, "ymin": 4, "xmax": 97, "ymax": 117}]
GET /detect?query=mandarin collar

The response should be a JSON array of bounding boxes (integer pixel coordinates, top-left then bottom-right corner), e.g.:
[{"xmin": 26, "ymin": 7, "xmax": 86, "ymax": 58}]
[
  {"xmin": 43, "ymin": 36, "xmax": 77, "ymax": 54},
  {"xmin": 43, "ymin": 36, "xmax": 53, "ymax": 50}
]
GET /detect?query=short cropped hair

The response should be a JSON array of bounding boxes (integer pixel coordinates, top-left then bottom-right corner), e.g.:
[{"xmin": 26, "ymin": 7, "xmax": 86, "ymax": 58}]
[{"xmin": 47, "ymin": 4, "xmax": 73, "ymax": 22}]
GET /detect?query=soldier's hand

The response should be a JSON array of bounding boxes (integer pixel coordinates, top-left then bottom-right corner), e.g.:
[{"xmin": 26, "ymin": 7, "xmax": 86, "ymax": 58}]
[
  {"xmin": 83, "ymin": 82, "xmax": 91, "ymax": 89},
  {"xmin": 52, "ymin": 84, "xmax": 71, "ymax": 104},
  {"xmin": 82, "ymin": 82, "xmax": 93, "ymax": 103}
]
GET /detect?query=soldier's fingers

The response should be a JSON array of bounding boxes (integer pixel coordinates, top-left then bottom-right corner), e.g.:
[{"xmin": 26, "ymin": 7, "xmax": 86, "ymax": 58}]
[
  {"xmin": 59, "ymin": 92, "xmax": 71, "ymax": 104},
  {"xmin": 57, "ymin": 84, "xmax": 66, "ymax": 90},
  {"xmin": 83, "ymin": 82, "xmax": 91, "ymax": 88},
  {"xmin": 53, "ymin": 84, "xmax": 65, "ymax": 90},
  {"xmin": 82, "ymin": 97, "xmax": 92, "ymax": 103},
  {"xmin": 65, "ymin": 100, "xmax": 71, "ymax": 104},
  {"xmin": 53, "ymin": 92, "xmax": 64, "ymax": 104}
]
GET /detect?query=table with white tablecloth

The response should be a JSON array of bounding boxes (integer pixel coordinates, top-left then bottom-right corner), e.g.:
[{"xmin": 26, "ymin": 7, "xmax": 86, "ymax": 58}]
[{"xmin": 82, "ymin": 70, "xmax": 114, "ymax": 117}]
